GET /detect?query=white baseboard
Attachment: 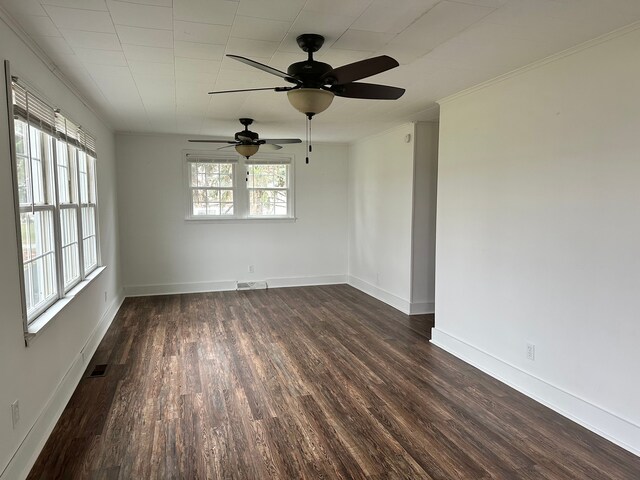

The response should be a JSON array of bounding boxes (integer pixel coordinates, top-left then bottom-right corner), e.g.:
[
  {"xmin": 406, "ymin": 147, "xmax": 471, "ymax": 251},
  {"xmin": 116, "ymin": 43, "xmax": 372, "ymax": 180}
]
[
  {"xmin": 409, "ymin": 301, "xmax": 434, "ymax": 315},
  {"xmin": 267, "ymin": 274, "xmax": 346, "ymax": 288},
  {"xmin": 430, "ymin": 328, "xmax": 640, "ymax": 457},
  {"xmin": 124, "ymin": 280, "xmax": 236, "ymax": 297},
  {"xmin": 0, "ymin": 292, "xmax": 125, "ymax": 480},
  {"xmin": 347, "ymin": 275, "xmax": 411, "ymax": 314},
  {"xmin": 124, "ymin": 274, "xmax": 347, "ymax": 297}
]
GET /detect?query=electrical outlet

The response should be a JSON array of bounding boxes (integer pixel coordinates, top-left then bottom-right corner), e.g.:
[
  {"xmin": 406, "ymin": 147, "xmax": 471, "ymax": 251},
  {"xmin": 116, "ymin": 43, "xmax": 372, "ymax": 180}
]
[
  {"xmin": 248, "ymin": 265, "xmax": 254, "ymax": 273},
  {"xmin": 11, "ymin": 400, "xmax": 19, "ymax": 429},
  {"xmin": 526, "ymin": 343, "xmax": 536, "ymax": 361}
]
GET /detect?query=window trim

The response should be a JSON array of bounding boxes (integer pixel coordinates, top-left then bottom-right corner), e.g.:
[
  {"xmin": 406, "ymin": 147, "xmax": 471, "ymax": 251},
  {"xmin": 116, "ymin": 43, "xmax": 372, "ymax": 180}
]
[
  {"xmin": 5, "ymin": 61, "xmax": 29, "ymax": 340},
  {"xmin": 5, "ymin": 61, "xmax": 102, "ymax": 343},
  {"xmin": 183, "ymin": 149, "xmax": 296, "ymax": 222}
]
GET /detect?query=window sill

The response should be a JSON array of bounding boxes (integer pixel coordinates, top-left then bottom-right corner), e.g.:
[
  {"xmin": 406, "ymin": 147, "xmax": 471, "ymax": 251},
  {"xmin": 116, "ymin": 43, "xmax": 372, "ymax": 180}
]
[
  {"xmin": 185, "ymin": 217, "xmax": 297, "ymax": 224},
  {"xmin": 26, "ymin": 266, "xmax": 107, "ymax": 342}
]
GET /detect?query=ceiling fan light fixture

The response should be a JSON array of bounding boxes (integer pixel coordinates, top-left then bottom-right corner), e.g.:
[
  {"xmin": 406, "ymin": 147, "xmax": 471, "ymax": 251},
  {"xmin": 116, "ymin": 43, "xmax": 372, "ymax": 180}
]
[
  {"xmin": 287, "ymin": 88, "xmax": 334, "ymax": 117},
  {"xmin": 235, "ymin": 144, "xmax": 259, "ymax": 158}
]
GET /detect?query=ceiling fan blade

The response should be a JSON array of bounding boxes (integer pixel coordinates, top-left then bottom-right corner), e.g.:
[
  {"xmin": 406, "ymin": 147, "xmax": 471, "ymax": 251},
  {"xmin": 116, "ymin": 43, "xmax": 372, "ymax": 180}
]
[
  {"xmin": 260, "ymin": 144, "xmax": 283, "ymax": 151},
  {"xmin": 217, "ymin": 144, "xmax": 239, "ymax": 150},
  {"xmin": 261, "ymin": 138, "xmax": 302, "ymax": 144},
  {"xmin": 188, "ymin": 139, "xmax": 237, "ymax": 144},
  {"xmin": 227, "ymin": 55, "xmax": 300, "ymax": 84},
  {"xmin": 321, "ymin": 55, "xmax": 399, "ymax": 85},
  {"xmin": 332, "ymin": 82, "xmax": 405, "ymax": 100},
  {"xmin": 208, "ymin": 86, "xmax": 291, "ymax": 95}
]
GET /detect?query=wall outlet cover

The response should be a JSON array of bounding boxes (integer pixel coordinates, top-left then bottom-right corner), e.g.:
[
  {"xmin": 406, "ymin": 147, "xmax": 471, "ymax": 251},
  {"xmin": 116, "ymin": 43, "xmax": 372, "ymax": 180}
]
[
  {"xmin": 11, "ymin": 400, "xmax": 19, "ymax": 428},
  {"xmin": 526, "ymin": 343, "xmax": 536, "ymax": 361}
]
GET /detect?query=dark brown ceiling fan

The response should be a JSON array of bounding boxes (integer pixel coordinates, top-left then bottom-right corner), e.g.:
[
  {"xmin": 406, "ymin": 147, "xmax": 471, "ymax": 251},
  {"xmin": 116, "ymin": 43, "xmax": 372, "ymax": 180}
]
[
  {"xmin": 208, "ymin": 33, "xmax": 405, "ymax": 119},
  {"xmin": 189, "ymin": 118, "xmax": 301, "ymax": 158}
]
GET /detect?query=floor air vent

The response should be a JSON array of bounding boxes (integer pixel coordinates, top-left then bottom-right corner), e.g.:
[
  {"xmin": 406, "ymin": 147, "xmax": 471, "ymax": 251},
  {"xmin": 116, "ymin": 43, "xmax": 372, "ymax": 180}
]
[
  {"xmin": 236, "ymin": 281, "xmax": 268, "ymax": 291},
  {"xmin": 89, "ymin": 364, "xmax": 108, "ymax": 377}
]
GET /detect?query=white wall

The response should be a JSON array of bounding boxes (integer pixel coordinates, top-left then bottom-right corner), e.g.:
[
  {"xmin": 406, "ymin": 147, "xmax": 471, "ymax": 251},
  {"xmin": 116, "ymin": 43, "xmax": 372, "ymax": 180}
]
[
  {"xmin": 433, "ymin": 25, "xmax": 640, "ymax": 454},
  {"xmin": 116, "ymin": 134, "xmax": 348, "ymax": 293},
  {"xmin": 0, "ymin": 15, "xmax": 121, "ymax": 479},
  {"xmin": 411, "ymin": 122, "xmax": 438, "ymax": 314},
  {"xmin": 347, "ymin": 124, "xmax": 416, "ymax": 313}
]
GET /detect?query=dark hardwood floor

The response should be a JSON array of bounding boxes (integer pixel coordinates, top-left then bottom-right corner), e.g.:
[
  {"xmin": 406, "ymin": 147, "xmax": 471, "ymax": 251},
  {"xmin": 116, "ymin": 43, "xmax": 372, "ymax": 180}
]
[{"xmin": 28, "ymin": 285, "xmax": 640, "ymax": 479}]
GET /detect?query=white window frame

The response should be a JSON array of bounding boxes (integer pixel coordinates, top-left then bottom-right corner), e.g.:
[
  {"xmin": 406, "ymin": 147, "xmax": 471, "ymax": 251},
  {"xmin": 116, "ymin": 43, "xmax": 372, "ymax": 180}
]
[
  {"xmin": 184, "ymin": 152, "xmax": 238, "ymax": 220},
  {"xmin": 244, "ymin": 157, "xmax": 294, "ymax": 219},
  {"xmin": 17, "ymin": 124, "xmax": 60, "ymax": 320},
  {"xmin": 5, "ymin": 62, "xmax": 102, "ymax": 341},
  {"xmin": 183, "ymin": 150, "xmax": 295, "ymax": 221}
]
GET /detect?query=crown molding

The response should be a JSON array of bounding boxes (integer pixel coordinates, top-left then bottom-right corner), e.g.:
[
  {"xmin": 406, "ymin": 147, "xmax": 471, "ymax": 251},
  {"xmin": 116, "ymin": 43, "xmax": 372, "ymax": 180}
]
[
  {"xmin": 0, "ymin": 6, "xmax": 113, "ymax": 131},
  {"xmin": 438, "ymin": 20, "xmax": 640, "ymax": 106}
]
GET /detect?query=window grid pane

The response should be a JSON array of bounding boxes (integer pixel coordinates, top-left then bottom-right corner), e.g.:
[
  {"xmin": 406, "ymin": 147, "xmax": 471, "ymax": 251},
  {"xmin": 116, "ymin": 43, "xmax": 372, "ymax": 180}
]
[
  {"xmin": 78, "ymin": 152, "xmax": 89, "ymax": 204},
  {"xmin": 192, "ymin": 188, "xmax": 234, "ymax": 216},
  {"xmin": 56, "ymin": 140, "xmax": 74, "ymax": 204},
  {"xmin": 60, "ymin": 208, "xmax": 80, "ymax": 288},
  {"xmin": 249, "ymin": 189, "xmax": 288, "ymax": 216},
  {"xmin": 15, "ymin": 119, "xmax": 27, "ymax": 155},
  {"xmin": 247, "ymin": 164, "xmax": 288, "ymax": 189},
  {"xmin": 190, "ymin": 162, "xmax": 233, "ymax": 188},
  {"xmin": 21, "ymin": 210, "xmax": 55, "ymax": 262},
  {"xmin": 68, "ymin": 147, "xmax": 78, "ymax": 203},
  {"xmin": 88, "ymin": 156, "xmax": 97, "ymax": 203},
  {"xmin": 27, "ymin": 127, "xmax": 46, "ymax": 205},
  {"xmin": 81, "ymin": 206, "xmax": 98, "ymax": 272},
  {"xmin": 20, "ymin": 211, "xmax": 57, "ymax": 316},
  {"xmin": 81, "ymin": 206, "xmax": 96, "ymax": 238},
  {"xmin": 15, "ymin": 121, "xmax": 30, "ymax": 204},
  {"xmin": 83, "ymin": 236, "xmax": 98, "ymax": 272}
]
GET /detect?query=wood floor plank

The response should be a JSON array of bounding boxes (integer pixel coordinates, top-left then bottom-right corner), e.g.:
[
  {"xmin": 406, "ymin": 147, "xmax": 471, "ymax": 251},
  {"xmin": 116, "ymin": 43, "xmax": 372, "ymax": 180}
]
[{"xmin": 27, "ymin": 285, "xmax": 640, "ymax": 479}]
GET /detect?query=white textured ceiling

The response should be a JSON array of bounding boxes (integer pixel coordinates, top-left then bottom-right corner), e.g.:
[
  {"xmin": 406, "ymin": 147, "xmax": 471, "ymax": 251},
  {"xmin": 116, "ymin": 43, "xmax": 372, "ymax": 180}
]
[{"xmin": 1, "ymin": 0, "xmax": 640, "ymax": 141}]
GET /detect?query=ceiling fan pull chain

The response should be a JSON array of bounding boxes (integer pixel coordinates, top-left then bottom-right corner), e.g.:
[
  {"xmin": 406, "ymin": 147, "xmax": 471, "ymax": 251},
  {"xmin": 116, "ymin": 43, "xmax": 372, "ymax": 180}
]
[{"xmin": 305, "ymin": 117, "xmax": 311, "ymax": 165}]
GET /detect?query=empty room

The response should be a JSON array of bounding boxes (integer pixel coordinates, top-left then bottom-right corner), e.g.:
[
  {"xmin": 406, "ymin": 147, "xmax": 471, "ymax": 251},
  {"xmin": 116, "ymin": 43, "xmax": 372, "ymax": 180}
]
[{"xmin": 1, "ymin": 0, "xmax": 639, "ymax": 478}]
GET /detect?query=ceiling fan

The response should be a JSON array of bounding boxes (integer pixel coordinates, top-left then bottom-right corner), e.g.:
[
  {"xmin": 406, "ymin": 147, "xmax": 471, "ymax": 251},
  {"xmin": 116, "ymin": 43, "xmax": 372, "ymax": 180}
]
[
  {"xmin": 189, "ymin": 118, "xmax": 301, "ymax": 158},
  {"xmin": 208, "ymin": 33, "xmax": 405, "ymax": 119}
]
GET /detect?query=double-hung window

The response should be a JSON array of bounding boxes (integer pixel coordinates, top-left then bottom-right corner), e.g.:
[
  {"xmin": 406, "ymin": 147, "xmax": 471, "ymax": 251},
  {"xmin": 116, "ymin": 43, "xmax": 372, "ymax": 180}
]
[
  {"xmin": 246, "ymin": 159, "xmax": 290, "ymax": 217},
  {"xmin": 185, "ymin": 151, "xmax": 293, "ymax": 220},
  {"xmin": 187, "ymin": 155, "xmax": 236, "ymax": 217},
  {"xmin": 14, "ymin": 118, "xmax": 58, "ymax": 315},
  {"xmin": 8, "ymin": 73, "xmax": 101, "ymax": 328}
]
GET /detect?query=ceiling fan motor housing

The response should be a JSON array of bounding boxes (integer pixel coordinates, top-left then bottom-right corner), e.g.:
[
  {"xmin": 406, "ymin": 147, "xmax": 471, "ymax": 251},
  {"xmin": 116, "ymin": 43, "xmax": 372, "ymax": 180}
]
[
  {"xmin": 235, "ymin": 130, "xmax": 258, "ymax": 142},
  {"xmin": 236, "ymin": 117, "xmax": 259, "ymax": 142},
  {"xmin": 287, "ymin": 61, "xmax": 333, "ymax": 87}
]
